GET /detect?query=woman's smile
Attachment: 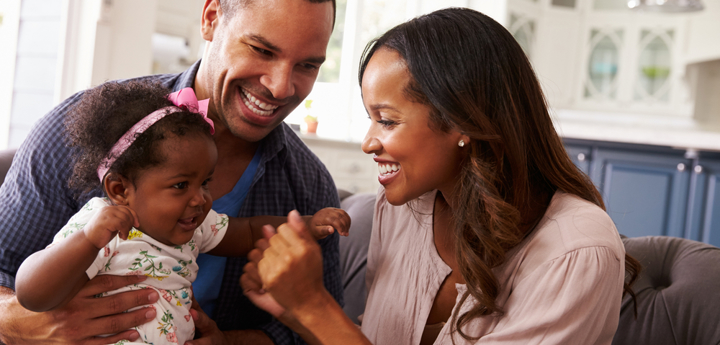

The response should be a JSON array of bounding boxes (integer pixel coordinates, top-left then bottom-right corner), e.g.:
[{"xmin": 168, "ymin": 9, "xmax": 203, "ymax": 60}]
[{"xmin": 374, "ymin": 156, "xmax": 401, "ymax": 185}]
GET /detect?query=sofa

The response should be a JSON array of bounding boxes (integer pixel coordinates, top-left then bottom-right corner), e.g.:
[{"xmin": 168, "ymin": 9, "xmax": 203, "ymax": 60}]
[{"xmin": 338, "ymin": 191, "xmax": 720, "ymax": 345}]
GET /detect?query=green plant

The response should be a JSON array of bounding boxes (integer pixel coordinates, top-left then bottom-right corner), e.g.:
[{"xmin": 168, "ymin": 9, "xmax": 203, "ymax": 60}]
[
  {"xmin": 641, "ymin": 66, "xmax": 670, "ymax": 79},
  {"xmin": 304, "ymin": 99, "xmax": 316, "ymax": 122}
]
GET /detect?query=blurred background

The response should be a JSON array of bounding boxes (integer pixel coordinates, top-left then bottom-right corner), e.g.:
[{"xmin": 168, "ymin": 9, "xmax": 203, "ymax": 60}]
[{"xmin": 0, "ymin": 0, "xmax": 719, "ymax": 242}]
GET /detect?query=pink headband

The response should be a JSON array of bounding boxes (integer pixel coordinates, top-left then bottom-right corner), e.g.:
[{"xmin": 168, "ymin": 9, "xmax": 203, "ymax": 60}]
[{"xmin": 96, "ymin": 88, "xmax": 214, "ymax": 182}]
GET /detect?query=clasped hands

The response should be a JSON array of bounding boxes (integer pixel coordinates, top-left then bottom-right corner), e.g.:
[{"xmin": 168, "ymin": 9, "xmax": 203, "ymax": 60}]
[{"xmin": 241, "ymin": 210, "xmax": 339, "ymax": 323}]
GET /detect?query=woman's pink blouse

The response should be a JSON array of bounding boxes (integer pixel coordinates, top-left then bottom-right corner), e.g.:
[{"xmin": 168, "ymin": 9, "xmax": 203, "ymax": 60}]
[{"xmin": 361, "ymin": 189, "xmax": 626, "ymax": 345}]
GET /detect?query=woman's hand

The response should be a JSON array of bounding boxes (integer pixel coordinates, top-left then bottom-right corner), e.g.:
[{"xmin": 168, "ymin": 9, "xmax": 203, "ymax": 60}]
[
  {"xmin": 241, "ymin": 225, "xmax": 288, "ymax": 319},
  {"xmin": 241, "ymin": 211, "xmax": 371, "ymax": 345},
  {"xmin": 258, "ymin": 211, "xmax": 326, "ymax": 313},
  {"xmin": 241, "ymin": 215, "xmax": 327, "ymax": 317}
]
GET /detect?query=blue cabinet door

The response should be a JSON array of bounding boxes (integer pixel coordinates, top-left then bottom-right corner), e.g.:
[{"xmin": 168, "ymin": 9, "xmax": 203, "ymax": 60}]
[
  {"xmin": 691, "ymin": 159, "xmax": 720, "ymax": 247},
  {"xmin": 589, "ymin": 148, "xmax": 692, "ymax": 238},
  {"xmin": 564, "ymin": 143, "xmax": 593, "ymax": 175}
]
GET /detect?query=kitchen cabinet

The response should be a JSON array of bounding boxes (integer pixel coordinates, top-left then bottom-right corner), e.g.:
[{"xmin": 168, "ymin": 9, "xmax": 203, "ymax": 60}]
[
  {"xmin": 564, "ymin": 138, "xmax": 720, "ymax": 245},
  {"xmin": 690, "ymin": 155, "xmax": 720, "ymax": 247},
  {"xmin": 507, "ymin": 0, "xmax": 703, "ymax": 118}
]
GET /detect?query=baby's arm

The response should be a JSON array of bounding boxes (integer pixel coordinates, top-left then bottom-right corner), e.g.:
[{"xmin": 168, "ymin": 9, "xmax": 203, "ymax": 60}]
[
  {"xmin": 208, "ymin": 208, "xmax": 350, "ymax": 257},
  {"xmin": 15, "ymin": 205, "xmax": 138, "ymax": 312}
]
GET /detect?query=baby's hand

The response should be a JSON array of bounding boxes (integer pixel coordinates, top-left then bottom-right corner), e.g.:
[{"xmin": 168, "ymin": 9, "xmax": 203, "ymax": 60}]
[
  {"xmin": 306, "ymin": 208, "xmax": 351, "ymax": 239},
  {"xmin": 83, "ymin": 205, "xmax": 139, "ymax": 249}
]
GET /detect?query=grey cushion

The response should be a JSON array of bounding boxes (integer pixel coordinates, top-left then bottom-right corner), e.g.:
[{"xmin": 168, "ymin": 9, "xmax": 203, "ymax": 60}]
[
  {"xmin": 0, "ymin": 148, "xmax": 16, "ymax": 186},
  {"xmin": 339, "ymin": 192, "xmax": 376, "ymax": 324},
  {"xmin": 613, "ymin": 236, "xmax": 720, "ymax": 345}
]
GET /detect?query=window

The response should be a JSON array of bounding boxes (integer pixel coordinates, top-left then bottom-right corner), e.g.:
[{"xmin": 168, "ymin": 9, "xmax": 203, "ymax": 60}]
[{"xmin": 285, "ymin": 0, "xmax": 415, "ymax": 142}]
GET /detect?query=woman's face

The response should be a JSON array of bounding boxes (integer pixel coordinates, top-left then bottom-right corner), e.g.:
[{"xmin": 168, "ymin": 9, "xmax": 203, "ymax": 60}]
[{"xmin": 361, "ymin": 48, "xmax": 465, "ymax": 206}]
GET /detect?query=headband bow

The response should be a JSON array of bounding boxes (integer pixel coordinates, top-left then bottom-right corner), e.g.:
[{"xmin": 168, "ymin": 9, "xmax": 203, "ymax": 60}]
[
  {"xmin": 167, "ymin": 88, "xmax": 213, "ymax": 131},
  {"xmin": 96, "ymin": 87, "xmax": 214, "ymax": 182}
]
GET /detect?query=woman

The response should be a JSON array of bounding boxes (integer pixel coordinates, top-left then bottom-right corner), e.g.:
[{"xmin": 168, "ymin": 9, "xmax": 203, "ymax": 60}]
[{"xmin": 241, "ymin": 7, "xmax": 639, "ymax": 345}]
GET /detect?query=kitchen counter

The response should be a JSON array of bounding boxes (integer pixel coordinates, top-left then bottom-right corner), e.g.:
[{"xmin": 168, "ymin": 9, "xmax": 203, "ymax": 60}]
[{"xmin": 553, "ymin": 108, "xmax": 720, "ymax": 153}]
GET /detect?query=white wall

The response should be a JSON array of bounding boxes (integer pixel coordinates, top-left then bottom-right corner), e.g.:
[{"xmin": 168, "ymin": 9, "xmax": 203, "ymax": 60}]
[
  {"xmin": 684, "ymin": 0, "xmax": 720, "ymax": 65},
  {"xmin": 90, "ymin": 0, "xmax": 156, "ymax": 86},
  {"xmin": 7, "ymin": 0, "xmax": 64, "ymax": 148},
  {"xmin": 0, "ymin": 0, "xmax": 22, "ymax": 149},
  {"xmin": 1, "ymin": 0, "xmax": 158, "ymax": 149}
]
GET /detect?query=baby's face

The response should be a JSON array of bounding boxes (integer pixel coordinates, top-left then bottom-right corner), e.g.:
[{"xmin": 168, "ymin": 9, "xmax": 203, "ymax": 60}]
[{"xmin": 125, "ymin": 134, "xmax": 217, "ymax": 246}]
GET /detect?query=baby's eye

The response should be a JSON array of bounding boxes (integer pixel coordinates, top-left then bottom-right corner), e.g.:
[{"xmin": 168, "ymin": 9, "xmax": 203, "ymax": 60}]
[
  {"xmin": 201, "ymin": 177, "xmax": 212, "ymax": 187},
  {"xmin": 173, "ymin": 182, "xmax": 188, "ymax": 189}
]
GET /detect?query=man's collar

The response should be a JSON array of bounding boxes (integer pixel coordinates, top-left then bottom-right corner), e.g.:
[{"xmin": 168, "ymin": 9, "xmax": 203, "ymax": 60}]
[
  {"xmin": 172, "ymin": 60, "xmax": 202, "ymax": 91},
  {"xmin": 260, "ymin": 123, "xmax": 290, "ymax": 164}
]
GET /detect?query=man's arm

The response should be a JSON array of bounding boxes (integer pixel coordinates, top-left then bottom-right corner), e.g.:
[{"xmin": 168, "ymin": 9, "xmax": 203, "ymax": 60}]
[{"xmin": 209, "ymin": 210, "xmax": 350, "ymax": 258}]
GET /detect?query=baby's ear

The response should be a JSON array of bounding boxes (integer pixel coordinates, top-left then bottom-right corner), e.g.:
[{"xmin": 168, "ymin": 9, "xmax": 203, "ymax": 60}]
[{"xmin": 104, "ymin": 173, "xmax": 131, "ymax": 206}]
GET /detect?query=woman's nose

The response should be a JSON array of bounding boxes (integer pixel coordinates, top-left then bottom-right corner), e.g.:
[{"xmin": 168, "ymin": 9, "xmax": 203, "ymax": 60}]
[{"xmin": 361, "ymin": 134, "xmax": 382, "ymax": 155}]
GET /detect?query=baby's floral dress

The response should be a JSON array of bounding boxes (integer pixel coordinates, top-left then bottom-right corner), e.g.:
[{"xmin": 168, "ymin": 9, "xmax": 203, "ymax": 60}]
[{"xmin": 50, "ymin": 197, "xmax": 230, "ymax": 345}]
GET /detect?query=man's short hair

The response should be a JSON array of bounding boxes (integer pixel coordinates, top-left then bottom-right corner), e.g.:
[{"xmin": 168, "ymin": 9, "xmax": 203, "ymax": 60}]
[{"xmin": 219, "ymin": 0, "xmax": 337, "ymax": 28}]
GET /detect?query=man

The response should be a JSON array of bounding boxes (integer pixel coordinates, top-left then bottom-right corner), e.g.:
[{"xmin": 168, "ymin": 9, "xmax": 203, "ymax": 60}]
[{"xmin": 0, "ymin": 0, "xmax": 339, "ymax": 344}]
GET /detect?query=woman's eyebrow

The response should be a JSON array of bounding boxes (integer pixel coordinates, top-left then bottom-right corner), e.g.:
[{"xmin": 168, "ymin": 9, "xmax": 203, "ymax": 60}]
[{"xmin": 369, "ymin": 104, "xmax": 400, "ymax": 113}]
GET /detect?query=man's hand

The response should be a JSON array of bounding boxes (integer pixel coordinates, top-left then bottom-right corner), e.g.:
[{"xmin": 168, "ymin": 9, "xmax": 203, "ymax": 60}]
[
  {"xmin": 184, "ymin": 296, "xmax": 273, "ymax": 345},
  {"xmin": 0, "ymin": 275, "xmax": 158, "ymax": 345}
]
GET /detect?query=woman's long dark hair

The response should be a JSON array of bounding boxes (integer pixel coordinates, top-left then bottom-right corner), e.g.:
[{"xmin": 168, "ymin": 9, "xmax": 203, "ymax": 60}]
[{"xmin": 359, "ymin": 7, "xmax": 640, "ymax": 341}]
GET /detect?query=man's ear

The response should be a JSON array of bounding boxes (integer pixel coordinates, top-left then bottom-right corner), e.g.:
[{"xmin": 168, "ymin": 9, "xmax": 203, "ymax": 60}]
[
  {"xmin": 104, "ymin": 173, "xmax": 131, "ymax": 206},
  {"xmin": 201, "ymin": 0, "xmax": 221, "ymax": 41}
]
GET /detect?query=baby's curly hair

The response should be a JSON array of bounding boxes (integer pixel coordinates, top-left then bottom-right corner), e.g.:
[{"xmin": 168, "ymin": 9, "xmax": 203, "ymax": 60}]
[{"xmin": 65, "ymin": 80, "xmax": 214, "ymax": 194}]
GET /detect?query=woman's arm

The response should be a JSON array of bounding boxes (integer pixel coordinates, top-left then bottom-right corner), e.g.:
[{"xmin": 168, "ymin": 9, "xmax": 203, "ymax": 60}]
[
  {"xmin": 241, "ymin": 211, "xmax": 371, "ymax": 345},
  {"xmin": 208, "ymin": 208, "xmax": 350, "ymax": 257},
  {"xmin": 15, "ymin": 205, "xmax": 138, "ymax": 312}
]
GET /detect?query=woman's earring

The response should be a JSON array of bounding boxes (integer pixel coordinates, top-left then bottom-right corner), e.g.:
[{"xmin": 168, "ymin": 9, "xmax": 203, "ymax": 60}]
[{"xmin": 458, "ymin": 140, "xmax": 465, "ymax": 148}]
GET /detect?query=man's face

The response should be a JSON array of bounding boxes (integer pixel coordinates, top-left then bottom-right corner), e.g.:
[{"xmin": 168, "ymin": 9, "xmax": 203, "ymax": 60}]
[{"xmin": 201, "ymin": 0, "xmax": 334, "ymax": 143}]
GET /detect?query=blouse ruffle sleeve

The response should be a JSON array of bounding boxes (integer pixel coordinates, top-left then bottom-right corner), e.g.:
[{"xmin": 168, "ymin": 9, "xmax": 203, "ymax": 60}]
[{"xmin": 444, "ymin": 245, "xmax": 624, "ymax": 344}]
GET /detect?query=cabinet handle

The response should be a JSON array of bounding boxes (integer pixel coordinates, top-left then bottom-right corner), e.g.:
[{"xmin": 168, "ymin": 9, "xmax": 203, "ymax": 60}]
[
  {"xmin": 694, "ymin": 165, "xmax": 703, "ymax": 174},
  {"xmin": 677, "ymin": 163, "xmax": 685, "ymax": 172},
  {"xmin": 577, "ymin": 153, "xmax": 586, "ymax": 162}
]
